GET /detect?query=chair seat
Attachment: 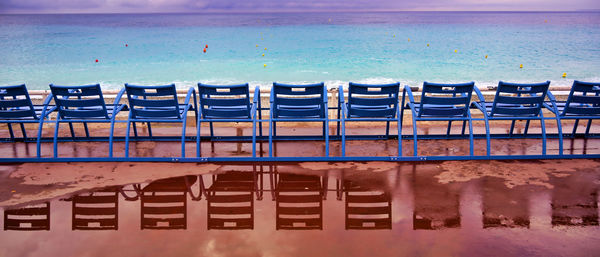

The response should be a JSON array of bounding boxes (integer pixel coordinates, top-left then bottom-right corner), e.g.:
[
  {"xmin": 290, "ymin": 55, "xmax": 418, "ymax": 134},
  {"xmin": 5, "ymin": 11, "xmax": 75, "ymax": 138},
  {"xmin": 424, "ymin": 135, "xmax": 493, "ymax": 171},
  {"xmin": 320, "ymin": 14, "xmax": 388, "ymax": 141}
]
[
  {"xmin": 546, "ymin": 101, "xmax": 600, "ymax": 117},
  {"xmin": 57, "ymin": 104, "xmax": 129, "ymax": 120},
  {"xmin": 407, "ymin": 103, "xmax": 468, "ymax": 117},
  {"xmin": 471, "ymin": 102, "xmax": 541, "ymax": 117},
  {"xmin": 0, "ymin": 105, "xmax": 55, "ymax": 121},
  {"xmin": 130, "ymin": 104, "xmax": 192, "ymax": 120},
  {"xmin": 202, "ymin": 106, "xmax": 251, "ymax": 119}
]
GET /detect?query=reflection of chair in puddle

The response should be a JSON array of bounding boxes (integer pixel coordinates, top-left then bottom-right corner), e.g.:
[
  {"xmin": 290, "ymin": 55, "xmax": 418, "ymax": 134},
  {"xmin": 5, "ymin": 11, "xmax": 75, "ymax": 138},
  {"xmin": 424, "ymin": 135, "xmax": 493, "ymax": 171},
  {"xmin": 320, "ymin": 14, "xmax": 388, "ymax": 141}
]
[
  {"xmin": 206, "ymin": 171, "xmax": 256, "ymax": 230},
  {"xmin": 343, "ymin": 180, "xmax": 392, "ymax": 230},
  {"xmin": 4, "ymin": 202, "xmax": 50, "ymax": 231},
  {"xmin": 71, "ymin": 187, "xmax": 120, "ymax": 230},
  {"xmin": 482, "ymin": 179, "xmax": 530, "ymax": 228},
  {"xmin": 141, "ymin": 175, "xmax": 198, "ymax": 230},
  {"xmin": 413, "ymin": 167, "xmax": 460, "ymax": 230},
  {"xmin": 551, "ymin": 175, "xmax": 599, "ymax": 226},
  {"xmin": 275, "ymin": 173, "xmax": 324, "ymax": 230}
]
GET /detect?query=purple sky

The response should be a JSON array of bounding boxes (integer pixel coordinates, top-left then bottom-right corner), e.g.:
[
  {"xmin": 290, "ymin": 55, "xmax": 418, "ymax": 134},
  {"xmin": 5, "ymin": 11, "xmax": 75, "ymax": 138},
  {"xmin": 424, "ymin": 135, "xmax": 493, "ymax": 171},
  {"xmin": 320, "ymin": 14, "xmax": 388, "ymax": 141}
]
[{"xmin": 0, "ymin": 0, "xmax": 598, "ymax": 13}]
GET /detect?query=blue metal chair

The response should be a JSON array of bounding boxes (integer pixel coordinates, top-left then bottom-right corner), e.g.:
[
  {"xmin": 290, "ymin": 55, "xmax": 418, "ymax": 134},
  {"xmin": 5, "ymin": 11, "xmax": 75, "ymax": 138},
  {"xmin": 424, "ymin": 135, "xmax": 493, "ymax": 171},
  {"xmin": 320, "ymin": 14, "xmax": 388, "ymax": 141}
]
[
  {"xmin": 124, "ymin": 83, "xmax": 197, "ymax": 158},
  {"xmin": 472, "ymin": 81, "xmax": 551, "ymax": 156},
  {"xmin": 402, "ymin": 82, "xmax": 475, "ymax": 156},
  {"xmin": 197, "ymin": 83, "xmax": 261, "ymax": 157},
  {"xmin": 0, "ymin": 84, "xmax": 55, "ymax": 157},
  {"xmin": 544, "ymin": 80, "xmax": 600, "ymax": 155},
  {"xmin": 339, "ymin": 82, "xmax": 401, "ymax": 156},
  {"xmin": 49, "ymin": 83, "xmax": 127, "ymax": 158},
  {"xmin": 269, "ymin": 82, "xmax": 328, "ymax": 157}
]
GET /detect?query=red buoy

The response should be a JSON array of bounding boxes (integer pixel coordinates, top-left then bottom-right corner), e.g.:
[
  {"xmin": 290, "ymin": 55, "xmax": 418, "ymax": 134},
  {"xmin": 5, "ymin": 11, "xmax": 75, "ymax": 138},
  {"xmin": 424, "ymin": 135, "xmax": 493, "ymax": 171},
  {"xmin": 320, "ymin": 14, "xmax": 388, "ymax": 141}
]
[
  {"xmin": 95, "ymin": 59, "xmax": 98, "ymax": 63},
  {"xmin": 203, "ymin": 48, "xmax": 206, "ymax": 53},
  {"xmin": 205, "ymin": 44, "xmax": 208, "ymax": 48},
  {"xmin": 125, "ymin": 44, "xmax": 128, "ymax": 47}
]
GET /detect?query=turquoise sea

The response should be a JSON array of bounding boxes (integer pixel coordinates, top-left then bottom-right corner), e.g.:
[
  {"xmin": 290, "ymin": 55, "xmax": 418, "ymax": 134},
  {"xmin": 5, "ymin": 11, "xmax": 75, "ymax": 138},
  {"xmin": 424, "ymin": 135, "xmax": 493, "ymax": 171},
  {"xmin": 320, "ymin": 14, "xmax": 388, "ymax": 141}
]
[{"xmin": 0, "ymin": 12, "xmax": 599, "ymax": 90}]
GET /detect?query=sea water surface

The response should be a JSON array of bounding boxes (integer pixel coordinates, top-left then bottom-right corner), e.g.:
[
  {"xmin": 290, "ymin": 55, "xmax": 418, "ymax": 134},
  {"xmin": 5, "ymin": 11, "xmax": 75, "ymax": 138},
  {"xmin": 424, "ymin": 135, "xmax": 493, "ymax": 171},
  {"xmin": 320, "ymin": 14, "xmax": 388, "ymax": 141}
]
[{"xmin": 1, "ymin": 12, "xmax": 599, "ymax": 90}]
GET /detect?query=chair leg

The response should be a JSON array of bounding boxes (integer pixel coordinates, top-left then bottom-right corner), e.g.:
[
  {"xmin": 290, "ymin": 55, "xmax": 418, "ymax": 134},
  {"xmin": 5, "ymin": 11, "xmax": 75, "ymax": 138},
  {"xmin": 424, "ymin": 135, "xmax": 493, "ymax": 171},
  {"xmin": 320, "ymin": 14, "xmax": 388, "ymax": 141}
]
[
  {"xmin": 125, "ymin": 121, "xmax": 132, "ymax": 158},
  {"xmin": 36, "ymin": 120, "xmax": 45, "ymax": 158},
  {"xmin": 397, "ymin": 118, "xmax": 402, "ymax": 157},
  {"xmin": 53, "ymin": 120, "xmax": 60, "ymax": 158},
  {"xmin": 468, "ymin": 119, "xmax": 474, "ymax": 156},
  {"xmin": 68, "ymin": 122, "xmax": 75, "ymax": 138},
  {"xmin": 386, "ymin": 121, "xmax": 390, "ymax": 138},
  {"xmin": 325, "ymin": 119, "xmax": 329, "ymax": 157},
  {"xmin": 252, "ymin": 118, "xmax": 257, "ymax": 158},
  {"xmin": 412, "ymin": 119, "xmax": 418, "ymax": 156},
  {"xmin": 196, "ymin": 119, "xmax": 202, "ymax": 158},
  {"xmin": 509, "ymin": 120, "xmax": 516, "ymax": 136},
  {"xmin": 209, "ymin": 121, "xmax": 214, "ymax": 137},
  {"xmin": 147, "ymin": 122, "xmax": 153, "ymax": 138},
  {"xmin": 269, "ymin": 119, "xmax": 273, "ymax": 157},
  {"xmin": 132, "ymin": 122, "xmax": 138, "ymax": 137},
  {"xmin": 181, "ymin": 120, "xmax": 187, "ymax": 158},
  {"xmin": 7, "ymin": 123, "xmax": 14, "ymax": 140},
  {"xmin": 572, "ymin": 119, "xmax": 579, "ymax": 138},
  {"xmin": 341, "ymin": 118, "xmax": 346, "ymax": 157},
  {"xmin": 19, "ymin": 123, "xmax": 27, "ymax": 139},
  {"xmin": 109, "ymin": 119, "xmax": 117, "ymax": 158},
  {"xmin": 524, "ymin": 120, "xmax": 531, "ymax": 135},
  {"xmin": 461, "ymin": 120, "xmax": 466, "ymax": 136},
  {"xmin": 273, "ymin": 121, "xmax": 277, "ymax": 137},
  {"xmin": 585, "ymin": 119, "xmax": 592, "ymax": 137},
  {"xmin": 556, "ymin": 117, "xmax": 564, "ymax": 155},
  {"xmin": 540, "ymin": 115, "xmax": 547, "ymax": 155},
  {"xmin": 83, "ymin": 122, "xmax": 90, "ymax": 138},
  {"xmin": 446, "ymin": 121, "xmax": 452, "ymax": 136}
]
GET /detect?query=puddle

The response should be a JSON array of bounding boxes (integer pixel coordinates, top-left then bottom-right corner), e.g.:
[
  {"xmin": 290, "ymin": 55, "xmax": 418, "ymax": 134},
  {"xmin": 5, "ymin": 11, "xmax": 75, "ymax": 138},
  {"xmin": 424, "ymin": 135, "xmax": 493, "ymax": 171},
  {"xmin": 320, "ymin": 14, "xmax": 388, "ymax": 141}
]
[{"xmin": 0, "ymin": 161, "xmax": 599, "ymax": 257}]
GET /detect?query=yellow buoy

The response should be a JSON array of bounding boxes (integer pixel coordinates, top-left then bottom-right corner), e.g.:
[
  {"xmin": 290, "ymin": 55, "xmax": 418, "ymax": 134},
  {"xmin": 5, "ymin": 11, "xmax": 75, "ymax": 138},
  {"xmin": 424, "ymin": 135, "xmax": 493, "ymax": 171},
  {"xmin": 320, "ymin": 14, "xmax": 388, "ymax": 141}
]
[
  {"xmin": 520, "ymin": 64, "xmax": 523, "ymax": 69},
  {"xmin": 264, "ymin": 64, "xmax": 267, "ymax": 68},
  {"xmin": 408, "ymin": 38, "xmax": 410, "ymax": 42},
  {"xmin": 454, "ymin": 49, "xmax": 458, "ymax": 53},
  {"xmin": 427, "ymin": 43, "xmax": 429, "ymax": 47},
  {"xmin": 562, "ymin": 72, "xmax": 567, "ymax": 78},
  {"xmin": 262, "ymin": 53, "xmax": 265, "ymax": 57},
  {"xmin": 485, "ymin": 55, "xmax": 488, "ymax": 59},
  {"xmin": 393, "ymin": 35, "xmax": 395, "ymax": 37},
  {"xmin": 256, "ymin": 44, "xmax": 258, "ymax": 47},
  {"xmin": 264, "ymin": 47, "xmax": 267, "ymax": 50}
]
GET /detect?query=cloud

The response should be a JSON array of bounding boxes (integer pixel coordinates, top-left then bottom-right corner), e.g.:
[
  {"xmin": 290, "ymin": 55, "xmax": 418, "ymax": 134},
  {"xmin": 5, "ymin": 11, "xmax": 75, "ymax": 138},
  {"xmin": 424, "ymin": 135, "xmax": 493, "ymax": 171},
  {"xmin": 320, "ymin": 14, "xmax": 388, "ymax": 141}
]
[{"xmin": 0, "ymin": 0, "xmax": 598, "ymax": 13}]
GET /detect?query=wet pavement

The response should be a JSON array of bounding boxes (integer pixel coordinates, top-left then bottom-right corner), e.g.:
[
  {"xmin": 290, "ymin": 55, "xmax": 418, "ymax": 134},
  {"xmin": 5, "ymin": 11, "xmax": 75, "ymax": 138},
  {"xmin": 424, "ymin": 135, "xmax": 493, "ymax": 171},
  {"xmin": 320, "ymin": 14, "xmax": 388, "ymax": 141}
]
[{"xmin": 0, "ymin": 161, "xmax": 599, "ymax": 257}]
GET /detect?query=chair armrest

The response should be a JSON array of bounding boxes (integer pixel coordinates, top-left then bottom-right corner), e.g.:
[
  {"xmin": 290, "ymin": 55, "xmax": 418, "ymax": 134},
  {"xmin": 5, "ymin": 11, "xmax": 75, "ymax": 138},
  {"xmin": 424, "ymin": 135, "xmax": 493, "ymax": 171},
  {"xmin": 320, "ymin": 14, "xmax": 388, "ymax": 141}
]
[
  {"xmin": 40, "ymin": 93, "xmax": 56, "ymax": 119},
  {"xmin": 113, "ymin": 87, "xmax": 126, "ymax": 109},
  {"xmin": 323, "ymin": 86, "xmax": 328, "ymax": 104},
  {"xmin": 546, "ymin": 90, "xmax": 557, "ymax": 102},
  {"xmin": 184, "ymin": 87, "xmax": 195, "ymax": 106},
  {"xmin": 473, "ymin": 86, "xmax": 486, "ymax": 103},
  {"xmin": 338, "ymin": 85, "xmax": 344, "ymax": 104},
  {"xmin": 403, "ymin": 85, "xmax": 415, "ymax": 104},
  {"xmin": 253, "ymin": 86, "xmax": 260, "ymax": 104},
  {"xmin": 270, "ymin": 87, "xmax": 274, "ymax": 103}
]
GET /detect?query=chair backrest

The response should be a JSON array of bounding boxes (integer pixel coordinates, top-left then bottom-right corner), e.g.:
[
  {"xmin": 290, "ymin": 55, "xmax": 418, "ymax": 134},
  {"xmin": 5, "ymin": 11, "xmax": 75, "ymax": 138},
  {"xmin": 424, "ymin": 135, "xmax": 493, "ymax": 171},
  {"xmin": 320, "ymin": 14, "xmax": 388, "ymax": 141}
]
[
  {"xmin": 50, "ymin": 84, "xmax": 109, "ymax": 119},
  {"xmin": 418, "ymin": 82, "xmax": 474, "ymax": 117},
  {"xmin": 207, "ymin": 171, "xmax": 254, "ymax": 230},
  {"xmin": 276, "ymin": 173, "xmax": 323, "ymax": 230},
  {"xmin": 562, "ymin": 80, "xmax": 600, "ymax": 116},
  {"xmin": 4, "ymin": 202, "xmax": 50, "ymax": 231},
  {"xmin": 198, "ymin": 83, "xmax": 251, "ymax": 119},
  {"xmin": 0, "ymin": 84, "xmax": 38, "ymax": 120},
  {"xmin": 272, "ymin": 82, "xmax": 326, "ymax": 118},
  {"xmin": 347, "ymin": 82, "xmax": 400, "ymax": 118},
  {"xmin": 490, "ymin": 81, "xmax": 550, "ymax": 117},
  {"xmin": 72, "ymin": 188, "xmax": 119, "ymax": 230},
  {"xmin": 125, "ymin": 83, "xmax": 181, "ymax": 120}
]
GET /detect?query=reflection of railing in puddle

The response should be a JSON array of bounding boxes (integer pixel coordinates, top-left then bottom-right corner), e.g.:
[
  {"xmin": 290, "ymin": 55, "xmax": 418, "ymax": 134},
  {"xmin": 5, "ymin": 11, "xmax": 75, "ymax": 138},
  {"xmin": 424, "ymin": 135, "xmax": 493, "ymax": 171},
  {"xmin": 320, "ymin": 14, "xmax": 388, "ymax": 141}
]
[
  {"xmin": 275, "ymin": 172, "xmax": 325, "ymax": 230},
  {"xmin": 4, "ymin": 202, "xmax": 50, "ymax": 231},
  {"xmin": 482, "ymin": 178, "xmax": 530, "ymax": 228},
  {"xmin": 551, "ymin": 173, "xmax": 599, "ymax": 226}
]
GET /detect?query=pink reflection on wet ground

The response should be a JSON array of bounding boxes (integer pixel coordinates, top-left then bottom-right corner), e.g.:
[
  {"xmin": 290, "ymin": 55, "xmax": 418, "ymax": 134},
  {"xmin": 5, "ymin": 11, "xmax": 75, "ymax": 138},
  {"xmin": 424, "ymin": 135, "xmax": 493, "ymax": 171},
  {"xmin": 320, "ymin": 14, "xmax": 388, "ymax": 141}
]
[{"xmin": 0, "ymin": 162, "xmax": 599, "ymax": 257}]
